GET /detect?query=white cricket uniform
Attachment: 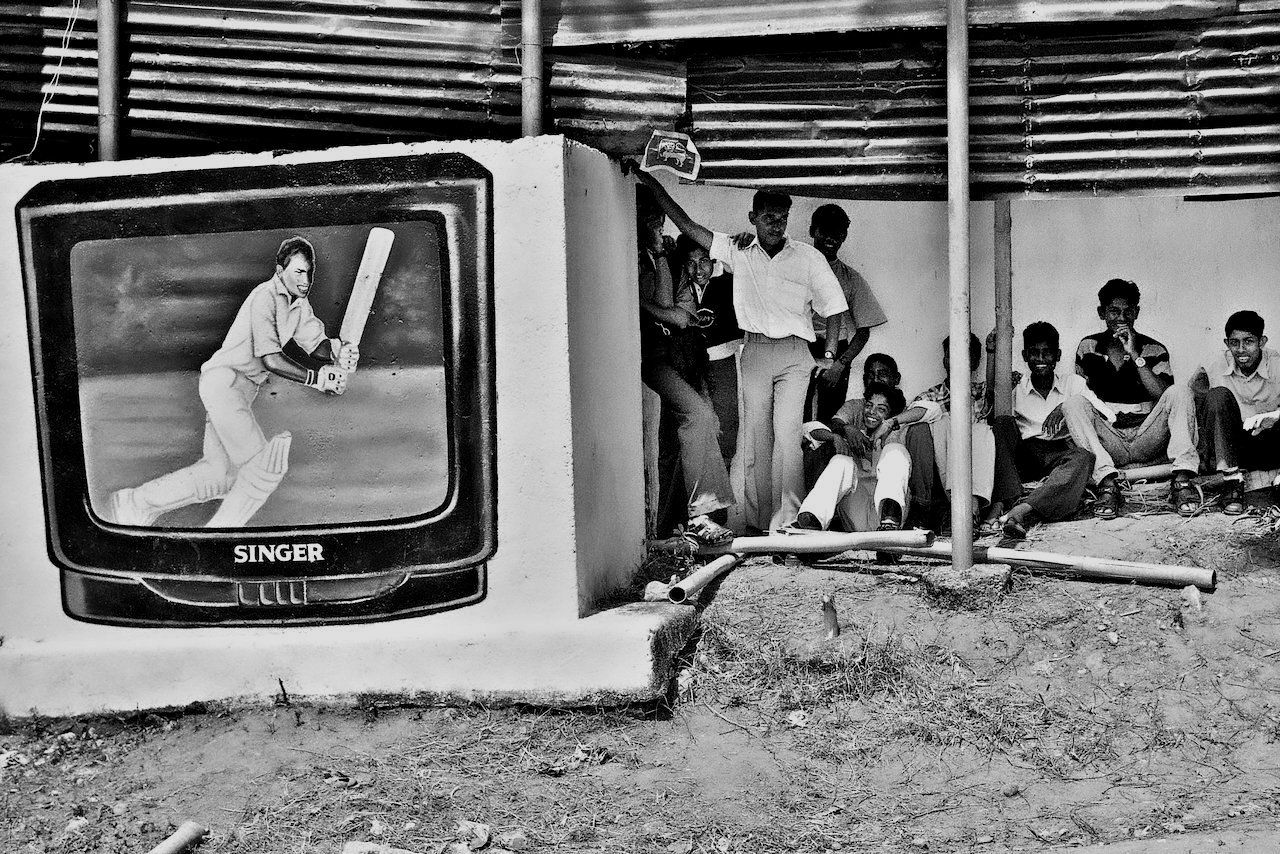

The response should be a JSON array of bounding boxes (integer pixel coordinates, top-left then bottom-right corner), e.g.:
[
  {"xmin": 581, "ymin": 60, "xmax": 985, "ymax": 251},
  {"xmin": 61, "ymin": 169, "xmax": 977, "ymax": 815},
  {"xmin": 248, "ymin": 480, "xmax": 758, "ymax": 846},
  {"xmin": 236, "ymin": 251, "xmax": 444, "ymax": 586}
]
[{"xmin": 126, "ymin": 275, "xmax": 333, "ymax": 519}]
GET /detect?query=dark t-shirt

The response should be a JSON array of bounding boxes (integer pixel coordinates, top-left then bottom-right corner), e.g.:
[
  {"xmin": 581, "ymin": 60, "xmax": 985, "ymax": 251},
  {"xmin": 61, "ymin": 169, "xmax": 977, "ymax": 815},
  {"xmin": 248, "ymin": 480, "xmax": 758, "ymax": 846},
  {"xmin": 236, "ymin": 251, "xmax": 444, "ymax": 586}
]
[
  {"xmin": 692, "ymin": 271, "xmax": 742, "ymax": 350},
  {"xmin": 1075, "ymin": 330, "xmax": 1172, "ymax": 419}
]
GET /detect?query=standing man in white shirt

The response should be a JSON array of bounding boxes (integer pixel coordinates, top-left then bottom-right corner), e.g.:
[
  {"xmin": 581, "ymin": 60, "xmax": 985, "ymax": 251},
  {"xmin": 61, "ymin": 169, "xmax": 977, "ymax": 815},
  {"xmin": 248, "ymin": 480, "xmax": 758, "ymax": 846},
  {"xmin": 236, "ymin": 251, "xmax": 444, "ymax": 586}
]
[
  {"xmin": 628, "ymin": 164, "xmax": 848, "ymax": 532},
  {"xmin": 996, "ymin": 321, "xmax": 1103, "ymax": 539}
]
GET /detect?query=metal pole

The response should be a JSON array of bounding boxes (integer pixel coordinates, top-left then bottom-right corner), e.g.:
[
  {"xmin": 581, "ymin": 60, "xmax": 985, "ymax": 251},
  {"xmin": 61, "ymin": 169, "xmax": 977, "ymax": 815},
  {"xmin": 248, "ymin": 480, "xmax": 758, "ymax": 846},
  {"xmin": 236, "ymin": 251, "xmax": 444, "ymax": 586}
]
[
  {"xmin": 520, "ymin": 0, "xmax": 544, "ymax": 137},
  {"xmin": 993, "ymin": 199, "xmax": 1014, "ymax": 417},
  {"xmin": 946, "ymin": 0, "xmax": 973, "ymax": 571},
  {"xmin": 97, "ymin": 0, "xmax": 123, "ymax": 160}
]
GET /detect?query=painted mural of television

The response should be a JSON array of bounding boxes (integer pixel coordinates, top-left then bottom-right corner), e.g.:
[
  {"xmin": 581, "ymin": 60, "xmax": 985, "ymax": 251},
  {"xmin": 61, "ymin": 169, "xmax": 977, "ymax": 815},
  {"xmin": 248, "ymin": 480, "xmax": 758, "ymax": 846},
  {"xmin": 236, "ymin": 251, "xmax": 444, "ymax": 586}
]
[{"xmin": 16, "ymin": 154, "xmax": 496, "ymax": 627}]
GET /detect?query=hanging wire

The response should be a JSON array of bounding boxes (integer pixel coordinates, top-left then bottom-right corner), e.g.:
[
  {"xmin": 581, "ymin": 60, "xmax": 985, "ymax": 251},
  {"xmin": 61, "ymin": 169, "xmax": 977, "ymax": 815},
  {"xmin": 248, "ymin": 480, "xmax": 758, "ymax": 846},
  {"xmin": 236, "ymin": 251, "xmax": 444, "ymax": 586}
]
[{"xmin": 7, "ymin": 0, "xmax": 83, "ymax": 163}]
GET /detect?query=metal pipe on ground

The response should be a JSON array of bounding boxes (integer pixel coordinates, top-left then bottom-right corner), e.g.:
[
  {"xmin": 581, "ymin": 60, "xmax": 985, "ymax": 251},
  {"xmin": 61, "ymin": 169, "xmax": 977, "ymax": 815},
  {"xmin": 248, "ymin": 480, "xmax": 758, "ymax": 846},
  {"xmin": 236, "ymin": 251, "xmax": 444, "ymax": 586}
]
[
  {"xmin": 883, "ymin": 542, "xmax": 1215, "ymax": 590},
  {"xmin": 668, "ymin": 553, "xmax": 743, "ymax": 603},
  {"xmin": 675, "ymin": 529, "xmax": 935, "ymax": 557},
  {"xmin": 144, "ymin": 821, "xmax": 208, "ymax": 854}
]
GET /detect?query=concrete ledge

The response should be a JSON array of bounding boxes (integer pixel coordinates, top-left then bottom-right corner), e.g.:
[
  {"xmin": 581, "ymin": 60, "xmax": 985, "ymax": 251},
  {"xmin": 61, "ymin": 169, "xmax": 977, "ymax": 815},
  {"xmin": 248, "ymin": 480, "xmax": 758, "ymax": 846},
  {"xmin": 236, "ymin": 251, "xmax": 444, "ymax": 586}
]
[{"xmin": 0, "ymin": 602, "xmax": 699, "ymax": 717}]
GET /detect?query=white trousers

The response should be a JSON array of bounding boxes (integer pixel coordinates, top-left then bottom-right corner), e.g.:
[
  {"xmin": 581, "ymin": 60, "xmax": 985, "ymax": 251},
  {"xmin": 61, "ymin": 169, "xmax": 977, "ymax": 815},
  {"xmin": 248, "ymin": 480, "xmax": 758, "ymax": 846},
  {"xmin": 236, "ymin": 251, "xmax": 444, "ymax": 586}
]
[{"xmin": 797, "ymin": 442, "xmax": 912, "ymax": 532}]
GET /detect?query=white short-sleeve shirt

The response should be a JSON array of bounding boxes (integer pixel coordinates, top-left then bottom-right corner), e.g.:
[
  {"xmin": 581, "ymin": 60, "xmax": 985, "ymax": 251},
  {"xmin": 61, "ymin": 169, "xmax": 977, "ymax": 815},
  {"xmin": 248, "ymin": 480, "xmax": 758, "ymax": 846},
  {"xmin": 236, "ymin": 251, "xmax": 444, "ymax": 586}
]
[
  {"xmin": 709, "ymin": 232, "xmax": 847, "ymax": 342},
  {"xmin": 202, "ymin": 276, "xmax": 330, "ymax": 384},
  {"xmin": 1014, "ymin": 371, "xmax": 1115, "ymax": 440}
]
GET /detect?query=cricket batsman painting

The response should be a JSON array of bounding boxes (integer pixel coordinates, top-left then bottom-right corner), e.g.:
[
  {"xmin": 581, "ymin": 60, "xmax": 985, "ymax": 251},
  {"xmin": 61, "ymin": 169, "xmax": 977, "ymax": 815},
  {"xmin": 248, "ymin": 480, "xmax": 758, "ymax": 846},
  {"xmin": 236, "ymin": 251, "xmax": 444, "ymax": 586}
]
[{"xmin": 101, "ymin": 227, "xmax": 427, "ymax": 529}]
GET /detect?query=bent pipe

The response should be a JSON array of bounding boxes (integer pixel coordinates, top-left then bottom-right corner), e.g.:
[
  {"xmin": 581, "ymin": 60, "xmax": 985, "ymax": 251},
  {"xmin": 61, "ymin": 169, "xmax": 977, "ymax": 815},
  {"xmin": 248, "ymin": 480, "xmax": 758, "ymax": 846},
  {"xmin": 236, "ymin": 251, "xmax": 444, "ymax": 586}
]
[
  {"xmin": 883, "ymin": 543, "xmax": 1216, "ymax": 591},
  {"xmin": 695, "ymin": 529, "xmax": 935, "ymax": 557},
  {"xmin": 668, "ymin": 553, "xmax": 744, "ymax": 604}
]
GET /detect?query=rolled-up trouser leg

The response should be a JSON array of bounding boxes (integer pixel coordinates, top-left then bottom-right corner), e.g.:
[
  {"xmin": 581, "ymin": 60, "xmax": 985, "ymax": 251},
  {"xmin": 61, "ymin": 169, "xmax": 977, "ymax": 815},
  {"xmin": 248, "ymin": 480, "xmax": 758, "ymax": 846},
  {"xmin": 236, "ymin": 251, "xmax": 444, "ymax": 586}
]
[
  {"xmin": 797, "ymin": 455, "xmax": 859, "ymax": 530},
  {"xmin": 873, "ymin": 442, "xmax": 912, "ymax": 516}
]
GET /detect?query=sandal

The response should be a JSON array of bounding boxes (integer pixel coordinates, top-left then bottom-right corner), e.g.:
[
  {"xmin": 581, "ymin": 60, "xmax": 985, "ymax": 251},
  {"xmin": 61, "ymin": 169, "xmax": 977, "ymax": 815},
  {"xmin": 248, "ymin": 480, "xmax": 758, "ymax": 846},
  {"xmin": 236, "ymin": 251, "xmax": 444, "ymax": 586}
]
[
  {"xmin": 685, "ymin": 516, "xmax": 736, "ymax": 547},
  {"xmin": 1001, "ymin": 516, "xmax": 1029, "ymax": 541},
  {"xmin": 978, "ymin": 517, "xmax": 1004, "ymax": 537},
  {"xmin": 1169, "ymin": 476, "xmax": 1201, "ymax": 518},
  {"xmin": 1093, "ymin": 477, "xmax": 1123, "ymax": 520},
  {"xmin": 1221, "ymin": 479, "xmax": 1246, "ymax": 516}
]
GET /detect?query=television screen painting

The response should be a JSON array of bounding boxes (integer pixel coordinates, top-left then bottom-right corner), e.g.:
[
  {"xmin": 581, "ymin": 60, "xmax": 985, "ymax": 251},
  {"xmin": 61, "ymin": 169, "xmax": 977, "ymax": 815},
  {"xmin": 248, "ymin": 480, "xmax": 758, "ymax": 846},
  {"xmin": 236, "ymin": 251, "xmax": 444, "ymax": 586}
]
[
  {"xmin": 17, "ymin": 154, "xmax": 497, "ymax": 626},
  {"xmin": 73, "ymin": 223, "xmax": 449, "ymax": 528}
]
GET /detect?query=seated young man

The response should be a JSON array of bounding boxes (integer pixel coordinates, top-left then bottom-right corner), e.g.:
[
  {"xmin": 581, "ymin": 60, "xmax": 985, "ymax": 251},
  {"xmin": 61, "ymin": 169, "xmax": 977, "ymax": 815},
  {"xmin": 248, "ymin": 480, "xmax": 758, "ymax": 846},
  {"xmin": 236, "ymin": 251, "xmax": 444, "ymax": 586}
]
[
  {"xmin": 784, "ymin": 382, "xmax": 911, "ymax": 533},
  {"xmin": 1065, "ymin": 278, "xmax": 1199, "ymax": 518},
  {"xmin": 804, "ymin": 352, "xmax": 900, "ymax": 488},
  {"xmin": 997, "ymin": 322, "xmax": 1103, "ymax": 539},
  {"xmin": 1189, "ymin": 310, "xmax": 1280, "ymax": 514},
  {"xmin": 886, "ymin": 333, "xmax": 995, "ymax": 527}
]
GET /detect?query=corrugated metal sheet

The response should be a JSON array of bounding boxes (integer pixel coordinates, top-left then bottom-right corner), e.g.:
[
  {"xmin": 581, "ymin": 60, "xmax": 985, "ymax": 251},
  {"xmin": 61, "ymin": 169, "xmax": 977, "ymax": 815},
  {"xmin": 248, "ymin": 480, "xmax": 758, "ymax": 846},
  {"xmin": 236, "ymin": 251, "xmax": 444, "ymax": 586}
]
[
  {"xmin": 523, "ymin": 0, "xmax": 1237, "ymax": 48},
  {"xmin": 689, "ymin": 13, "xmax": 1280, "ymax": 198},
  {"xmin": 0, "ymin": 0, "xmax": 512, "ymax": 155},
  {"xmin": 0, "ymin": 0, "xmax": 684, "ymax": 159}
]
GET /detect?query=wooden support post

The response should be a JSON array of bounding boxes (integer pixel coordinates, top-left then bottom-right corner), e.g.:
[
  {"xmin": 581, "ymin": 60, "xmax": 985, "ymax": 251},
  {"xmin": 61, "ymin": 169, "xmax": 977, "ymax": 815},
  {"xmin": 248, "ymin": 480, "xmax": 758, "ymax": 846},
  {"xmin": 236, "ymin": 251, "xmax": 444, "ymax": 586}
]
[
  {"xmin": 946, "ymin": 0, "xmax": 973, "ymax": 571},
  {"xmin": 993, "ymin": 199, "xmax": 1013, "ymax": 417}
]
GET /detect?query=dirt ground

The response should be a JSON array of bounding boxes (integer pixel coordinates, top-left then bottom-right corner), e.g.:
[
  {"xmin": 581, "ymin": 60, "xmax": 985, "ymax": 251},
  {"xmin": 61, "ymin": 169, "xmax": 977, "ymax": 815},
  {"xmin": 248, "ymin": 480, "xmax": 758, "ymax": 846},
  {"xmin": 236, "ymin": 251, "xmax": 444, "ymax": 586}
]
[{"xmin": 4, "ymin": 506, "xmax": 1280, "ymax": 854}]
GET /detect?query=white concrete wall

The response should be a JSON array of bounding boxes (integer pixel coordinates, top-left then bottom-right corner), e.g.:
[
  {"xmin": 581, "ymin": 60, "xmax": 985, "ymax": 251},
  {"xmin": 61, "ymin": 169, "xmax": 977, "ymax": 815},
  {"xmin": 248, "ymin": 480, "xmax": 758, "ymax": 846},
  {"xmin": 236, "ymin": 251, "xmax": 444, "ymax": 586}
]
[
  {"xmin": 1008, "ymin": 195, "xmax": 1280, "ymax": 383},
  {"xmin": 650, "ymin": 173, "xmax": 1280, "ymax": 398},
  {"xmin": 563, "ymin": 141, "xmax": 647, "ymax": 611},
  {"xmin": 0, "ymin": 136, "xmax": 667, "ymax": 716}
]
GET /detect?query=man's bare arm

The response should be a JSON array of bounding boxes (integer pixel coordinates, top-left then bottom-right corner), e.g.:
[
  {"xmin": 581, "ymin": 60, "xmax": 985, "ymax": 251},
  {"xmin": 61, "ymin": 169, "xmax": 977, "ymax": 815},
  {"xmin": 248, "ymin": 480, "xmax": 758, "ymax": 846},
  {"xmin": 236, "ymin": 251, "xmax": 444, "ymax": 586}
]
[{"xmin": 623, "ymin": 160, "xmax": 714, "ymax": 251}]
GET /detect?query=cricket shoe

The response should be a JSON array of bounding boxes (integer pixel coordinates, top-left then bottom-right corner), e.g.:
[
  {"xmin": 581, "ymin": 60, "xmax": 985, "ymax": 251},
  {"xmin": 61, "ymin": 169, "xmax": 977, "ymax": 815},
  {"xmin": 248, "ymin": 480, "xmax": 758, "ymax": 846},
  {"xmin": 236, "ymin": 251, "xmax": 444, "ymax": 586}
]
[{"xmin": 107, "ymin": 487, "xmax": 160, "ymax": 527}]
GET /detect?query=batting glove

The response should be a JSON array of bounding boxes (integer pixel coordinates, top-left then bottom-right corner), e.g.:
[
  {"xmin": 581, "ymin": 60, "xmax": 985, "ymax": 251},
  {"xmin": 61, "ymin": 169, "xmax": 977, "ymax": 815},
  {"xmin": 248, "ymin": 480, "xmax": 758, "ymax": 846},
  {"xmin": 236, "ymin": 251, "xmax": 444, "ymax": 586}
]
[
  {"xmin": 335, "ymin": 341, "xmax": 360, "ymax": 372},
  {"xmin": 306, "ymin": 365, "xmax": 348, "ymax": 395}
]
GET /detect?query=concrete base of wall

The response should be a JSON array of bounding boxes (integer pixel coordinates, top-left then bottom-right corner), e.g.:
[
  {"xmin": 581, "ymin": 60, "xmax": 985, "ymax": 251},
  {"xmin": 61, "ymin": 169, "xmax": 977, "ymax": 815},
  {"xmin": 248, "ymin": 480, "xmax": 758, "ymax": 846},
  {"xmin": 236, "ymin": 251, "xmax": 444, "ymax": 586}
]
[{"xmin": 0, "ymin": 603, "xmax": 699, "ymax": 717}]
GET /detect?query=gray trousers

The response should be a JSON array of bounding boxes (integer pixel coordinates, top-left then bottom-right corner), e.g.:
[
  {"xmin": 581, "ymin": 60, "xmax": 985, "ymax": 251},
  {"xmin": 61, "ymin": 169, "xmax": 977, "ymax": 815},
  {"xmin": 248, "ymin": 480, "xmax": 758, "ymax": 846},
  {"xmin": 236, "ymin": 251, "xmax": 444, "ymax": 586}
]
[
  {"xmin": 1062, "ymin": 385, "xmax": 1199, "ymax": 483},
  {"xmin": 740, "ymin": 333, "xmax": 813, "ymax": 531}
]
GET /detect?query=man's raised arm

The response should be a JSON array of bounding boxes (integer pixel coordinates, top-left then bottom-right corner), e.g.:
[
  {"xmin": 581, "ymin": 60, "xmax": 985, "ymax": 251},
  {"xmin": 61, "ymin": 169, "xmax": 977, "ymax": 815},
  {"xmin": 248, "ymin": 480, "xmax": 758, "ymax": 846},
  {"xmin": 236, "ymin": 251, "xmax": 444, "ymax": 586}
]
[{"xmin": 623, "ymin": 159, "xmax": 714, "ymax": 252}]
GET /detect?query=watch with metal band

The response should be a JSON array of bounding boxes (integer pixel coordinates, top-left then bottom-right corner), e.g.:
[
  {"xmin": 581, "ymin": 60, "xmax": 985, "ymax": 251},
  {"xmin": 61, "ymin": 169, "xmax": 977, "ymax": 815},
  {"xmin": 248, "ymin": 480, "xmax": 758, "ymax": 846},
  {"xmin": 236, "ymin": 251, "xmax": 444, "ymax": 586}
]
[{"xmin": 1133, "ymin": 356, "xmax": 1147, "ymax": 368}]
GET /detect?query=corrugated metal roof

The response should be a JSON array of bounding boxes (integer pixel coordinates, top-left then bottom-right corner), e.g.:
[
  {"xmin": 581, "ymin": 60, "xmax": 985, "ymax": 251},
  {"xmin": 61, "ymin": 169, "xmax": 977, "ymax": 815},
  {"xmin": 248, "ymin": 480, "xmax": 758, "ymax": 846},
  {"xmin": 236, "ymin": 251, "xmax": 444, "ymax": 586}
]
[
  {"xmin": 688, "ymin": 13, "xmax": 1280, "ymax": 198},
  {"xmin": 0, "ymin": 0, "xmax": 684, "ymax": 159},
  {"xmin": 524, "ymin": 0, "xmax": 1237, "ymax": 47}
]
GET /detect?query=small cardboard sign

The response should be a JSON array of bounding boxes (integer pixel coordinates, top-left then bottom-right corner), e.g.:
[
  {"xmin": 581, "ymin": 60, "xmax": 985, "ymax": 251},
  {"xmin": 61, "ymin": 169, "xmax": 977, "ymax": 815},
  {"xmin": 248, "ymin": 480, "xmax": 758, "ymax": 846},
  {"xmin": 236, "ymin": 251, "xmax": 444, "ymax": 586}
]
[{"xmin": 640, "ymin": 130, "xmax": 701, "ymax": 180}]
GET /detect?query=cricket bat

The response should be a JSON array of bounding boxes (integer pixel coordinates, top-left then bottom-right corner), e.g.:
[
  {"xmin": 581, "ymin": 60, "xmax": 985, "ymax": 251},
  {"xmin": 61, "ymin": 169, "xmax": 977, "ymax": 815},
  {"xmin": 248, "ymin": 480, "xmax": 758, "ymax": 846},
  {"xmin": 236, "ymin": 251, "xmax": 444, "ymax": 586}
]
[{"xmin": 339, "ymin": 227, "xmax": 395, "ymax": 345}]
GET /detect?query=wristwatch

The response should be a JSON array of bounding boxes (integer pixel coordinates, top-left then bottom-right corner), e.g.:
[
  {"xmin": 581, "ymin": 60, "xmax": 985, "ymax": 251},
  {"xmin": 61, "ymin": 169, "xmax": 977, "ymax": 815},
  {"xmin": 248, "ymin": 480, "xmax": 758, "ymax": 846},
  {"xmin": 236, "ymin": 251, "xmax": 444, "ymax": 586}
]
[
  {"xmin": 1133, "ymin": 356, "xmax": 1147, "ymax": 368},
  {"xmin": 823, "ymin": 350, "xmax": 835, "ymax": 359}
]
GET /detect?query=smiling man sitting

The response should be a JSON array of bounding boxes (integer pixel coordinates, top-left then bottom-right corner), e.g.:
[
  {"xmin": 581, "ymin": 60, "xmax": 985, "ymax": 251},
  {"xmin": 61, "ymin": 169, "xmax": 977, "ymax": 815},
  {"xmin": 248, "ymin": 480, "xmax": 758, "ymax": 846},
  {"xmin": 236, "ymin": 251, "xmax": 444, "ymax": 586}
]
[{"xmin": 1189, "ymin": 310, "xmax": 1280, "ymax": 514}]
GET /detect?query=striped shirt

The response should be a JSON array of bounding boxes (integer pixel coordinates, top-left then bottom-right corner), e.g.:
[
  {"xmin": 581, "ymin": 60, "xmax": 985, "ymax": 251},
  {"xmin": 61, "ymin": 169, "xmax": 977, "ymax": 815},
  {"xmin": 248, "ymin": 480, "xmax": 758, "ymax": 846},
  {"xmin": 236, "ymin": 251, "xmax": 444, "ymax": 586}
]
[{"xmin": 1075, "ymin": 331, "xmax": 1171, "ymax": 415}]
